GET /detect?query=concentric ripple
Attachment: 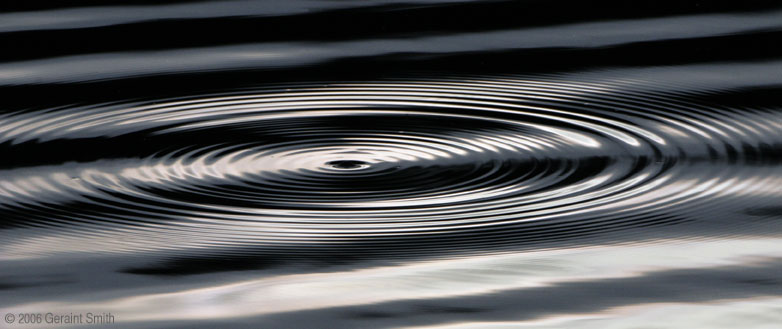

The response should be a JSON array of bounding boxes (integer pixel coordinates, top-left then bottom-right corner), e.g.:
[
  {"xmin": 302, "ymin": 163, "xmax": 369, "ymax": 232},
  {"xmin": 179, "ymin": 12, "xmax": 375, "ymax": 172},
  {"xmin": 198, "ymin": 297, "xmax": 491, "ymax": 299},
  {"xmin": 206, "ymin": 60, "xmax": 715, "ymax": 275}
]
[{"xmin": 1, "ymin": 76, "xmax": 780, "ymax": 257}]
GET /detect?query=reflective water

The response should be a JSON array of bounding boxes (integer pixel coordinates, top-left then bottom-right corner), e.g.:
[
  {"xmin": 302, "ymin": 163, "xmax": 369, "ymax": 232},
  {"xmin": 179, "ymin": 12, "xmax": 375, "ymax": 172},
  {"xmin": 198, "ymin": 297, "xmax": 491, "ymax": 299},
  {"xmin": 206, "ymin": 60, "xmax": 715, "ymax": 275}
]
[{"xmin": 1, "ymin": 1, "xmax": 781, "ymax": 328}]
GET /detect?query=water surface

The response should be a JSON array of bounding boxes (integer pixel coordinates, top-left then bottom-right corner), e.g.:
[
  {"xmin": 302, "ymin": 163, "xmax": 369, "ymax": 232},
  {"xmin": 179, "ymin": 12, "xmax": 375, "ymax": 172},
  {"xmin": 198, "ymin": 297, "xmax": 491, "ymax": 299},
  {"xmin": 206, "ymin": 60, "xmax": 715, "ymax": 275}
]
[{"xmin": 1, "ymin": 1, "xmax": 781, "ymax": 328}]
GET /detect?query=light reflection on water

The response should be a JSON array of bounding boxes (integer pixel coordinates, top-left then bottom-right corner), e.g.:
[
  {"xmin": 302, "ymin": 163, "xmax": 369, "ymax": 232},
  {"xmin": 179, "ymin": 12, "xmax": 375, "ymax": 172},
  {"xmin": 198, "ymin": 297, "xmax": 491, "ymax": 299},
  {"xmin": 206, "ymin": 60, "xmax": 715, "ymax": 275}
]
[
  {"xmin": 1, "ymin": 1, "xmax": 781, "ymax": 328},
  {"xmin": 4, "ymin": 238, "xmax": 782, "ymax": 328}
]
